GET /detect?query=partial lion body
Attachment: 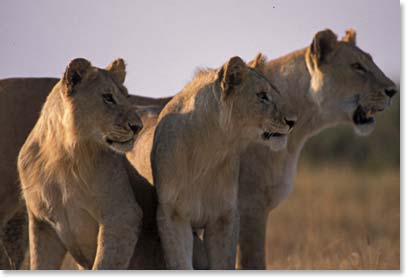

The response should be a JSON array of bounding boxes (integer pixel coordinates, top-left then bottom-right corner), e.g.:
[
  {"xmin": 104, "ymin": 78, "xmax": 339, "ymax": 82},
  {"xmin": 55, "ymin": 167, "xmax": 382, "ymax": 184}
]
[
  {"xmin": 128, "ymin": 57, "xmax": 291, "ymax": 269},
  {"xmin": 129, "ymin": 72, "xmax": 242, "ymax": 269},
  {"xmin": 237, "ymin": 29, "xmax": 397, "ymax": 269}
]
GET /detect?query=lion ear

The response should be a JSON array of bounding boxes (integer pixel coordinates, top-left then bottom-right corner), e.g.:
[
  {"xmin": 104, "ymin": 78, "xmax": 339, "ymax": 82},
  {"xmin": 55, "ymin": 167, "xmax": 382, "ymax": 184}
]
[
  {"xmin": 342, "ymin": 28, "xmax": 357, "ymax": 46},
  {"xmin": 219, "ymin": 56, "xmax": 248, "ymax": 97},
  {"xmin": 310, "ymin": 29, "xmax": 338, "ymax": 65},
  {"xmin": 106, "ymin": 58, "xmax": 126, "ymax": 84},
  {"xmin": 248, "ymin": 53, "xmax": 267, "ymax": 73},
  {"xmin": 63, "ymin": 58, "xmax": 92, "ymax": 95}
]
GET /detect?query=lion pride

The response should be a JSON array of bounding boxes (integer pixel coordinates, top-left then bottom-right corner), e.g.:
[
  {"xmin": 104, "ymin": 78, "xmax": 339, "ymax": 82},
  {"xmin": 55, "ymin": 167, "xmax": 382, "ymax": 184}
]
[{"xmin": 0, "ymin": 28, "xmax": 398, "ymax": 269}]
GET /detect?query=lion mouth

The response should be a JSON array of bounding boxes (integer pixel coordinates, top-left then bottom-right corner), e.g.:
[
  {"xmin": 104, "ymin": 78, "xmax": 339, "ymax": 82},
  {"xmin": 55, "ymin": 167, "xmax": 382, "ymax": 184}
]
[
  {"xmin": 105, "ymin": 137, "xmax": 134, "ymax": 146},
  {"xmin": 260, "ymin": 130, "xmax": 288, "ymax": 151},
  {"xmin": 352, "ymin": 105, "xmax": 379, "ymax": 126},
  {"xmin": 261, "ymin": 131, "xmax": 285, "ymax": 140}
]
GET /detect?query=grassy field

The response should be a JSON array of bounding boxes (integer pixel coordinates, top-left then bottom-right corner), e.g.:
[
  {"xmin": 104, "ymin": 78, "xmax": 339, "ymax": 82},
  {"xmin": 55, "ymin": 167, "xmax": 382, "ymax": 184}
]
[{"xmin": 266, "ymin": 165, "xmax": 400, "ymax": 270}]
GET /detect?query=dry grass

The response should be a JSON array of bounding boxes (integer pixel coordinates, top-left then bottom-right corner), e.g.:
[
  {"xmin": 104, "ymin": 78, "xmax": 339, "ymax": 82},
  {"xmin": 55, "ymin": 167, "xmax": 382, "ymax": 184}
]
[{"xmin": 266, "ymin": 165, "xmax": 400, "ymax": 270}]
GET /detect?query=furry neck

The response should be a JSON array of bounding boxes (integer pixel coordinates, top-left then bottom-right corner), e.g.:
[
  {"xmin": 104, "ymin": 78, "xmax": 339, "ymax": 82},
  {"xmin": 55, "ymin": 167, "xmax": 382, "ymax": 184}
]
[
  {"xmin": 188, "ymin": 81, "xmax": 251, "ymax": 157},
  {"xmin": 265, "ymin": 48, "xmax": 338, "ymax": 153},
  {"xmin": 34, "ymin": 83, "xmax": 103, "ymax": 185}
]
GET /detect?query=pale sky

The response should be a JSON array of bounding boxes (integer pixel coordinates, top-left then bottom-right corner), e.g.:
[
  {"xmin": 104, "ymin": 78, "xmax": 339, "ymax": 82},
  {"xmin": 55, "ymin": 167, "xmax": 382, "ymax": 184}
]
[{"xmin": 0, "ymin": 0, "xmax": 400, "ymax": 97}]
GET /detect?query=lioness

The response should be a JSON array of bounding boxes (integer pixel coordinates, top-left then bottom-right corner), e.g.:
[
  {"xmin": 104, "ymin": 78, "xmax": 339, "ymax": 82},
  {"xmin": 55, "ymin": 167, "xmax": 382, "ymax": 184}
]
[
  {"xmin": 237, "ymin": 29, "xmax": 398, "ymax": 269},
  {"xmin": 0, "ymin": 78, "xmax": 170, "ymax": 269},
  {"xmin": 128, "ymin": 56, "xmax": 295, "ymax": 269},
  {"xmin": 17, "ymin": 58, "xmax": 144, "ymax": 269}
]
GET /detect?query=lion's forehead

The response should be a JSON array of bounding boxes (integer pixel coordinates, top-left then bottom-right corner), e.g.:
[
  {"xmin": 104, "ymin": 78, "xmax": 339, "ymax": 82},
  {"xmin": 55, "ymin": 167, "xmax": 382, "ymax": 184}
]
[
  {"xmin": 242, "ymin": 73, "xmax": 270, "ymax": 94},
  {"xmin": 87, "ymin": 70, "xmax": 128, "ymax": 97},
  {"xmin": 332, "ymin": 44, "xmax": 393, "ymax": 89},
  {"xmin": 341, "ymin": 44, "xmax": 374, "ymax": 65}
]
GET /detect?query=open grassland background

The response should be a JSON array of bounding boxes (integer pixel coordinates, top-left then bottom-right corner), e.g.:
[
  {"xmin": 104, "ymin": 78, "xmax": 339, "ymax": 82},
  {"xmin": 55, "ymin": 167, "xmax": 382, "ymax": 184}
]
[
  {"xmin": 266, "ymin": 96, "xmax": 400, "ymax": 269},
  {"xmin": 266, "ymin": 166, "xmax": 399, "ymax": 269}
]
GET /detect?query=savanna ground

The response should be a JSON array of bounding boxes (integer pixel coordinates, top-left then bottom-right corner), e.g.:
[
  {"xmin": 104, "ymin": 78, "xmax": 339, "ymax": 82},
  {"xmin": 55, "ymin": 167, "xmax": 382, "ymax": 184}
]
[{"xmin": 266, "ymin": 165, "xmax": 399, "ymax": 270}]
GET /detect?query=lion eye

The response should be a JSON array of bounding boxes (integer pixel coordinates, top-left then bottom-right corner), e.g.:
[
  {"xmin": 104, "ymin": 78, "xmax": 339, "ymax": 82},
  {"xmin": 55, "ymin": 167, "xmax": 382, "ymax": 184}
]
[
  {"xmin": 102, "ymin": 94, "xmax": 116, "ymax": 105},
  {"xmin": 256, "ymin": 92, "xmax": 270, "ymax": 104},
  {"xmin": 351, "ymin": 62, "xmax": 366, "ymax": 73}
]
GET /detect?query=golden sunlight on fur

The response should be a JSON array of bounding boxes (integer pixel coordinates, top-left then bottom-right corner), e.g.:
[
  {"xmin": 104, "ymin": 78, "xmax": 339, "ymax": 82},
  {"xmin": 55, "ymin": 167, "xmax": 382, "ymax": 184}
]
[
  {"xmin": 128, "ymin": 56, "xmax": 293, "ymax": 269},
  {"xmin": 17, "ymin": 58, "xmax": 143, "ymax": 269}
]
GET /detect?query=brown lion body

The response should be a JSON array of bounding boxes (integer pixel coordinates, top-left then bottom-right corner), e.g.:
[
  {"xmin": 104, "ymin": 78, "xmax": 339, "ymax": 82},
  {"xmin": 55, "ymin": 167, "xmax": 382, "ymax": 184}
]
[{"xmin": 0, "ymin": 78, "xmax": 57, "ymax": 269}]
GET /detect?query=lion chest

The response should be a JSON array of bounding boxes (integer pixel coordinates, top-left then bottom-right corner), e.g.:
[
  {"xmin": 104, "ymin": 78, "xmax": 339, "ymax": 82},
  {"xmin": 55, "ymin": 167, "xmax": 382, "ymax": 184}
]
[
  {"xmin": 21, "ymin": 153, "xmax": 101, "ymax": 261},
  {"xmin": 163, "ymin": 157, "xmax": 239, "ymax": 226},
  {"xmin": 65, "ymin": 203, "xmax": 99, "ymax": 258},
  {"xmin": 264, "ymin": 150, "xmax": 298, "ymax": 209},
  {"xmin": 239, "ymin": 146, "xmax": 298, "ymax": 211}
]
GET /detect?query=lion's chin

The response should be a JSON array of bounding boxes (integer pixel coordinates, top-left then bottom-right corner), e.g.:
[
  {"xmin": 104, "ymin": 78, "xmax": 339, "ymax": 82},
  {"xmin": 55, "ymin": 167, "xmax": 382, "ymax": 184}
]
[
  {"xmin": 260, "ymin": 132, "xmax": 288, "ymax": 151},
  {"xmin": 353, "ymin": 122, "xmax": 376, "ymax": 136},
  {"xmin": 105, "ymin": 137, "xmax": 135, "ymax": 154},
  {"xmin": 352, "ymin": 105, "xmax": 377, "ymax": 136}
]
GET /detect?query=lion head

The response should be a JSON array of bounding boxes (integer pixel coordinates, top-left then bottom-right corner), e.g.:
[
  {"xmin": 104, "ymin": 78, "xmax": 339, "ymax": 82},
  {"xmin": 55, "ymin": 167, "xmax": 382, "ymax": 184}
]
[
  {"xmin": 305, "ymin": 28, "xmax": 397, "ymax": 136},
  {"xmin": 218, "ymin": 56, "xmax": 296, "ymax": 151},
  {"xmin": 61, "ymin": 58, "xmax": 143, "ymax": 153}
]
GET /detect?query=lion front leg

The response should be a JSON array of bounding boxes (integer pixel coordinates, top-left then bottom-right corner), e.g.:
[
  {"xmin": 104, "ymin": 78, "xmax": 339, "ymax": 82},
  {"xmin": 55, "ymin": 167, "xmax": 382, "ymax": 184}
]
[
  {"xmin": 92, "ymin": 205, "xmax": 142, "ymax": 270},
  {"xmin": 204, "ymin": 210, "xmax": 239, "ymax": 269},
  {"xmin": 2, "ymin": 209, "xmax": 28, "ymax": 269},
  {"xmin": 236, "ymin": 207, "xmax": 268, "ymax": 269},
  {"xmin": 157, "ymin": 204, "xmax": 193, "ymax": 270},
  {"xmin": 192, "ymin": 230, "xmax": 209, "ymax": 269},
  {"xmin": 27, "ymin": 211, "xmax": 67, "ymax": 270}
]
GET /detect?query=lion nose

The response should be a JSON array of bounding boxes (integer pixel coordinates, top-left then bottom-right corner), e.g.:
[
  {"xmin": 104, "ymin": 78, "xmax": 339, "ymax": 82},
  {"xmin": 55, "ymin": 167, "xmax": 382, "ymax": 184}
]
[
  {"xmin": 384, "ymin": 88, "xmax": 398, "ymax": 98},
  {"xmin": 129, "ymin": 122, "xmax": 143, "ymax": 134},
  {"xmin": 284, "ymin": 117, "xmax": 296, "ymax": 130}
]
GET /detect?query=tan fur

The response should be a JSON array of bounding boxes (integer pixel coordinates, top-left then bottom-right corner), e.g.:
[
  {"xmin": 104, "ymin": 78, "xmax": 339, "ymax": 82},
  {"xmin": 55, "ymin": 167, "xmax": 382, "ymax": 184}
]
[
  {"xmin": 17, "ymin": 58, "xmax": 144, "ymax": 269},
  {"xmin": 127, "ymin": 56, "xmax": 293, "ymax": 269},
  {"xmin": 0, "ymin": 77, "xmax": 171, "ymax": 269},
  {"xmin": 237, "ymin": 29, "xmax": 397, "ymax": 269},
  {"xmin": 342, "ymin": 28, "xmax": 357, "ymax": 45}
]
